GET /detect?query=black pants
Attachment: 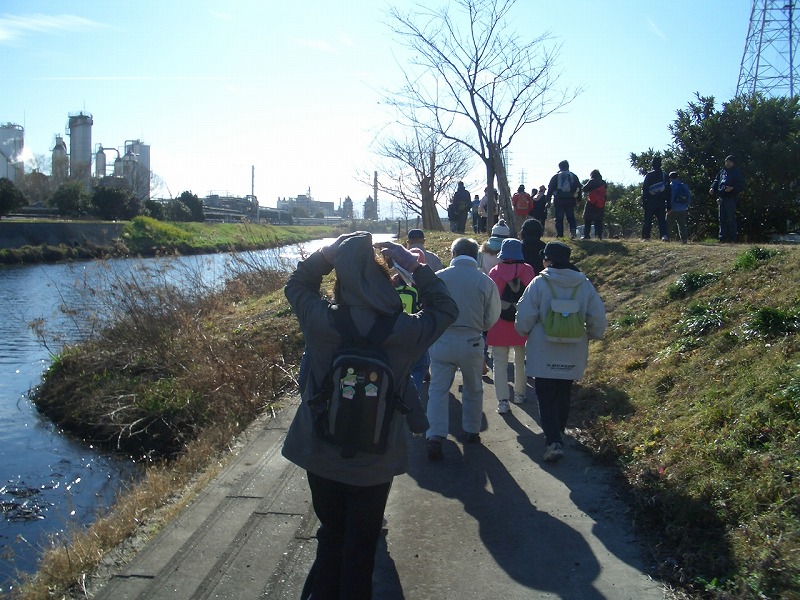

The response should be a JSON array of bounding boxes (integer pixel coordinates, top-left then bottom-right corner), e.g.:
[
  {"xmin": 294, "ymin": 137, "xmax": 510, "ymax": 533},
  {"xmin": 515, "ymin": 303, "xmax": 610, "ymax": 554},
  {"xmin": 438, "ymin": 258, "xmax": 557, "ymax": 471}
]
[
  {"xmin": 534, "ymin": 377, "xmax": 573, "ymax": 446},
  {"xmin": 302, "ymin": 472, "xmax": 392, "ymax": 600}
]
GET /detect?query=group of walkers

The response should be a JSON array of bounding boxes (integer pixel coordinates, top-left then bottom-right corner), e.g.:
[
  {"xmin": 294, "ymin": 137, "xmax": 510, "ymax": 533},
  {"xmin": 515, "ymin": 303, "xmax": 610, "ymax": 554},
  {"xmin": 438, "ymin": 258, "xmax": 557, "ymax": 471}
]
[
  {"xmin": 456, "ymin": 160, "xmax": 611, "ymax": 241},
  {"xmin": 282, "ymin": 218, "xmax": 607, "ymax": 598},
  {"xmin": 455, "ymin": 153, "xmax": 745, "ymax": 246}
]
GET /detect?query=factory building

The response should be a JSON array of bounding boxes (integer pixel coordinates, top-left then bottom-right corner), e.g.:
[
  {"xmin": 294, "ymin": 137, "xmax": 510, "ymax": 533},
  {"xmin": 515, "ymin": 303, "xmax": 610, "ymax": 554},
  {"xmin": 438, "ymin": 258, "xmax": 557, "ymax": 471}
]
[{"xmin": 0, "ymin": 123, "xmax": 25, "ymax": 183}]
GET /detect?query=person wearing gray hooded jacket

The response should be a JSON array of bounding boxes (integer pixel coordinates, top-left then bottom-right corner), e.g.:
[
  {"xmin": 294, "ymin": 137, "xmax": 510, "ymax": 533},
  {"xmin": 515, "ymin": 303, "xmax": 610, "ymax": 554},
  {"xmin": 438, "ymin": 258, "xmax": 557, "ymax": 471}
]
[
  {"xmin": 283, "ymin": 231, "xmax": 457, "ymax": 600},
  {"xmin": 515, "ymin": 241, "xmax": 606, "ymax": 463}
]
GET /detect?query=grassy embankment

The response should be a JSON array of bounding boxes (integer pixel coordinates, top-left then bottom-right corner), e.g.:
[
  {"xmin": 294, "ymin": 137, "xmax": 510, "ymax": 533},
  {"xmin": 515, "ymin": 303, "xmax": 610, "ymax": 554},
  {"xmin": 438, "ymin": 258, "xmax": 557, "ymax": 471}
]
[
  {"xmin": 18, "ymin": 230, "xmax": 800, "ymax": 599},
  {"xmin": 0, "ymin": 215, "xmax": 341, "ymax": 263}
]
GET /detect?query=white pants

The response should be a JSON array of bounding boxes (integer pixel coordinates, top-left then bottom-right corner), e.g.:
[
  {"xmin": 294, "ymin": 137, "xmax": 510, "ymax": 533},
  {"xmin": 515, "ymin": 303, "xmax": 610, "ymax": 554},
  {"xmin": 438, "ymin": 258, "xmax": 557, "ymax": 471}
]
[
  {"xmin": 491, "ymin": 345, "xmax": 526, "ymax": 401},
  {"xmin": 426, "ymin": 329, "xmax": 485, "ymax": 438}
]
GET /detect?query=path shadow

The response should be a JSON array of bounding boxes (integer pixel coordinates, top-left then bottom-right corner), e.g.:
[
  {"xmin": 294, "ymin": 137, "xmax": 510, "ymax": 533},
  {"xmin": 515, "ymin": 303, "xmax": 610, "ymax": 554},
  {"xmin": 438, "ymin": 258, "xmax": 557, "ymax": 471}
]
[{"xmin": 407, "ymin": 393, "xmax": 606, "ymax": 597}]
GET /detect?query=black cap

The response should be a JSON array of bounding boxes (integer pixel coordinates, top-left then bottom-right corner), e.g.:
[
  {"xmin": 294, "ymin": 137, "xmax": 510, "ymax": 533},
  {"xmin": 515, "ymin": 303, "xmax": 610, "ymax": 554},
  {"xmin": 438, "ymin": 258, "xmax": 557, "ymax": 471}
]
[
  {"xmin": 540, "ymin": 241, "xmax": 572, "ymax": 266},
  {"xmin": 407, "ymin": 229, "xmax": 424, "ymax": 240},
  {"xmin": 725, "ymin": 155, "xmax": 736, "ymax": 163}
]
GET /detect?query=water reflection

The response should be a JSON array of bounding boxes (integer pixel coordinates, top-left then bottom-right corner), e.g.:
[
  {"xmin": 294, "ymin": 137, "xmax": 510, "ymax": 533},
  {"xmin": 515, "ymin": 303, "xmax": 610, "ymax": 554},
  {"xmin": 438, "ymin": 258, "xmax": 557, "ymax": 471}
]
[{"xmin": 0, "ymin": 234, "xmax": 392, "ymax": 590}]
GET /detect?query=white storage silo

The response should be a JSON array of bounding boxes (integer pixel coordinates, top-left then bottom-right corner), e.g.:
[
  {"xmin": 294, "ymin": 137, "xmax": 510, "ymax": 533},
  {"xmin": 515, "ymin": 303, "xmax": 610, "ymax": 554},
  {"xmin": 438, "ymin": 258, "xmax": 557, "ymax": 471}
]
[
  {"xmin": 124, "ymin": 139, "xmax": 151, "ymax": 200},
  {"xmin": 52, "ymin": 135, "xmax": 68, "ymax": 184},
  {"xmin": 0, "ymin": 123, "xmax": 24, "ymax": 182},
  {"xmin": 68, "ymin": 112, "xmax": 93, "ymax": 188},
  {"xmin": 95, "ymin": 146, "xmax": 106, "ymax": 178}
]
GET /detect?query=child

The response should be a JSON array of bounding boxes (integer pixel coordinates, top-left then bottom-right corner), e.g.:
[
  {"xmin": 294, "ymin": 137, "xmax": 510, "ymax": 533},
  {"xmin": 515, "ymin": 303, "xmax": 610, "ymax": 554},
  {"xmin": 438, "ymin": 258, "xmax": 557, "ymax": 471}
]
[
  {"xmin": 667, "ymin": 171, "xmax": 692, "ymax": 244},
  {"xmin": 487, "ymin": 239, "xmax": 535, "ymax": 414}
]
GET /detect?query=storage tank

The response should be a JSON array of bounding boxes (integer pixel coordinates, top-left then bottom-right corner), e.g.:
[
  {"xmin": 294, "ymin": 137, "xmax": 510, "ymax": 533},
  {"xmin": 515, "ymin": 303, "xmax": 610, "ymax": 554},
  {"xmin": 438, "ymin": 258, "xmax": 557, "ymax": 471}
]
[
  {"xmin": 95, "ymin": 146, "xmax": 106, "ymax": 178},
  {"xmin": 0, "ymin": 123, "xmax": 24, "ymax": 182},
  {"xmin": 113, "ymin": 155, "xmax": 123, "ymax": 176},
  {"xmin": 67, "ymin": 112, "xmax": 93, "ymax": 188},
  {"xmin": 124, "ymin": 139, "xmax": 151, "ymax": 200},
  {"xmin": 51, "ymin": 135, "xmax": 69, "ymax": 184}
]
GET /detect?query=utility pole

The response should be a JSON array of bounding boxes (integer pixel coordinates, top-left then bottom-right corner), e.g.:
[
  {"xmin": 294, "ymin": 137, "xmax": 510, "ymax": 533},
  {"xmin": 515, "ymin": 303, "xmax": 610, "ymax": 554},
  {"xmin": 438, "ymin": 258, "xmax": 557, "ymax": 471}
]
[{"xmin": 737, "ymin": 0, "xmax": 799, "ymax": 97}]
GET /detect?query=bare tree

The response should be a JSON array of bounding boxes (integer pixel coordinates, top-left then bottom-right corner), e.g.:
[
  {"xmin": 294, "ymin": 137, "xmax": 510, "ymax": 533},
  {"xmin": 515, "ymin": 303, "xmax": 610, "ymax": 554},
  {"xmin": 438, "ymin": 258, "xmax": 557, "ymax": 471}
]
[
  {"xmin": 361, "ymin": 127, "xmax": 473, "ymax": 230},
  {"xmin": 386, "ymin": 0, "xmax": 580, "ymax": 234}
]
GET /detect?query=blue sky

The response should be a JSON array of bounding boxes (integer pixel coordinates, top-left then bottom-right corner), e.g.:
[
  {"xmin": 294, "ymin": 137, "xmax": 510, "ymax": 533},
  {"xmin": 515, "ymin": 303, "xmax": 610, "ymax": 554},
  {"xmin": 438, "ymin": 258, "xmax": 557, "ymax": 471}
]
[{"xmin": 2, "ymin": 1, "xmax": 753, "ymax": 213}]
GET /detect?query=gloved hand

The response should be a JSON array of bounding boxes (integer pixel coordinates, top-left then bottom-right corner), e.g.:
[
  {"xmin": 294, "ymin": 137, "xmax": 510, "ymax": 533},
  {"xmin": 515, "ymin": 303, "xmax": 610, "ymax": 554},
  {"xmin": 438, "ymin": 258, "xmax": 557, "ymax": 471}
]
[
  {"xmin": 377, "ymin": 241, "xmax": 420, "ymax": 273},
  {"xmin": 321, "ymin": 232, "xmax": 364, "ymax": 263}
]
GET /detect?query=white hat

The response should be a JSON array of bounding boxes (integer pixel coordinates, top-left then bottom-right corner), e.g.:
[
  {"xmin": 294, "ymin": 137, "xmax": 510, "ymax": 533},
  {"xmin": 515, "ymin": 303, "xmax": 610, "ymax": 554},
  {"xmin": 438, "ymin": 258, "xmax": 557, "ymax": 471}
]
[{"xmin": 491, "ymin": 219, "xmax": 511, "ymax": 238}]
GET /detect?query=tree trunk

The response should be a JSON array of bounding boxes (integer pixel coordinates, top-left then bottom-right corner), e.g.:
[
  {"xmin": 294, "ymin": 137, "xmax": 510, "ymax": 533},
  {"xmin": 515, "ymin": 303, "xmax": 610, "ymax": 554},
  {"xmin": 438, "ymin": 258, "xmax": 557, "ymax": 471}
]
[
  {"xmin": 490, "ymin": 144, "xmax": 515, "ymax": 236},
  {"xmin": 420, "ymin": 175, "xmax": 443, "ymax": 231}
]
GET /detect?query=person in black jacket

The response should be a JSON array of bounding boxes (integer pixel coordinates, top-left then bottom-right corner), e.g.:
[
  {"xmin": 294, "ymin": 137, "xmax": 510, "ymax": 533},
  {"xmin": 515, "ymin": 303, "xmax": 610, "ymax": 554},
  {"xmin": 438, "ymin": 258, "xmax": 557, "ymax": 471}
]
[
  {"xmin": 641, "ymin": 156, "xmax": 670, "ymax": 241},
  {"xmin": 709, "ymin": 155, "xmax": 745, "ymax": 243},
  {"xmin": 520, "ymin": 218, "xmax": 545, "ymax": 275}
]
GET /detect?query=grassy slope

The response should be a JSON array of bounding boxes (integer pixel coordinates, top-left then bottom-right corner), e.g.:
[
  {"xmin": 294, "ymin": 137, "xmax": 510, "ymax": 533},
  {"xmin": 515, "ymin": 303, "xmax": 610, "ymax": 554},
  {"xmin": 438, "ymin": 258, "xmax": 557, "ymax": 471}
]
[
  {"xmin": 24, "ymin": 232, "xmax": 800, "ymax": 599},
  {"xmin": 558, "ymin": 240, "xmax": 798, "ymax": 598},
  {"xmin": 422, "ymin": 233, "xmax": 799, "ymax": 597}
]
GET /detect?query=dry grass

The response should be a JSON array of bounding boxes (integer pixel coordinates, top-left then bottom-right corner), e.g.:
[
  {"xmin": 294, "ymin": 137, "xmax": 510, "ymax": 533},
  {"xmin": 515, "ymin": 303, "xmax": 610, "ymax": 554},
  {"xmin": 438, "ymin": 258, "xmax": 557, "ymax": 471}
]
[{"xmin": 15, "ymin": 233, "xmax": 800, "ymax": 599}]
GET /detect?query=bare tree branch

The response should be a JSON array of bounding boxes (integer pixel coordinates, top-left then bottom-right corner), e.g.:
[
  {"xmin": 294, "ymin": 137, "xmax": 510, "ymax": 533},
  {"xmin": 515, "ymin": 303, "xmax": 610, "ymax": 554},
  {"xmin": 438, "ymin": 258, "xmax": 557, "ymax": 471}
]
[{"xmin": 385, "ymin": 0, "xmax": 581, "ymax": 235}]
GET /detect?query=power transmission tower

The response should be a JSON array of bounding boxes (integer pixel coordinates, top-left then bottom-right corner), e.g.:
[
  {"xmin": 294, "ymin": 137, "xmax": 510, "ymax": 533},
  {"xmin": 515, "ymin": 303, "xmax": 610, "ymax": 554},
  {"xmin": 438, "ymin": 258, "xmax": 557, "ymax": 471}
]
[{"xmin": 737, "ymin": 0, "xmax": 799, "ymax": 97}]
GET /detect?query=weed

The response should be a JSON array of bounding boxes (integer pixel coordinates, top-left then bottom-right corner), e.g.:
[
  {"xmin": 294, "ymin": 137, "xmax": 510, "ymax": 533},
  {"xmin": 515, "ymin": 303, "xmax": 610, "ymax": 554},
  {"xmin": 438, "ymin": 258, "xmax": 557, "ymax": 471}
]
[
  {"xmin": 666, "ymin": 271, "xmax": 721, "ymax": 299},
  {"xmin": 741, "ymin": 306, "xmax": 800, "ymax": 340},
  {"xmin": 679, "ymin": 299, "xmax": 729, "ymax": 336},
  {"xmin": 734, "ymin": 246, "xmax": 778, "ymax": 271}
]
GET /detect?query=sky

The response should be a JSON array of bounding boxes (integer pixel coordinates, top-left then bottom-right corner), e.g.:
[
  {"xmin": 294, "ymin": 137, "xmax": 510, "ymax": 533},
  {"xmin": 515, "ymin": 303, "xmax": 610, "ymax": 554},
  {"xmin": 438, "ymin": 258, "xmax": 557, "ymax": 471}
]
[{"xmin": 1, "ymin": 1, "xmax": 755, "ymax": 215}]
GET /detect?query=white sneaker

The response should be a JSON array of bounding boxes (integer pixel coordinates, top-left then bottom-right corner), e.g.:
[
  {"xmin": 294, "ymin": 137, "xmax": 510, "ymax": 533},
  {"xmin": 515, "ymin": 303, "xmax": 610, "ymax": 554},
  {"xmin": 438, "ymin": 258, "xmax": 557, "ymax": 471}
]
[
  {"xmin": 543, "ymin": 442, "xmax": 564, "ymax": 462},
  {"xmin": 497, "ymin": 400, "xmax": 510, "ymax": 415},
  {"xmin": 513, "ymin": 393, "xmax": 525, "ymax": 404}
]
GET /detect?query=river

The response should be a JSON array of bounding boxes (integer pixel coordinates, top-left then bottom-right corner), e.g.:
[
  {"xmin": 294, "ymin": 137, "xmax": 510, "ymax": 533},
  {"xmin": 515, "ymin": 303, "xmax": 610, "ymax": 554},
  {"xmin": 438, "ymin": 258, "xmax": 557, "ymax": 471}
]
[{"xmin": 0, "ymin": 234, "xmax": 398, "ymax": 592}]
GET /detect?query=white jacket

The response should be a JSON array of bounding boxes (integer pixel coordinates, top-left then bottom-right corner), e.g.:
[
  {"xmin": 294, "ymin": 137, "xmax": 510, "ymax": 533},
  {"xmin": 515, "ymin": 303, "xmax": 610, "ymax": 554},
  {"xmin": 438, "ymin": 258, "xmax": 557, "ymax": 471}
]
[{"xmin": 515, "ymin": 267, "xmax": 606, "ymax": 380}]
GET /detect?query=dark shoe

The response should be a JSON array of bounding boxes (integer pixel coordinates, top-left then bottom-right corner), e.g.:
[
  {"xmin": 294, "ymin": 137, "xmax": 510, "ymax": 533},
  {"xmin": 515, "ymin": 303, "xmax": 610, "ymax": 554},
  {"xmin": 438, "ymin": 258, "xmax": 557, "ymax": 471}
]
[
  {"xmin": 427, "ymin": 439, "xmax": 443, "ymax": 461},
  {"xmin": 464, "ymin": 432, "xmax": 481, "ymax": 444}
]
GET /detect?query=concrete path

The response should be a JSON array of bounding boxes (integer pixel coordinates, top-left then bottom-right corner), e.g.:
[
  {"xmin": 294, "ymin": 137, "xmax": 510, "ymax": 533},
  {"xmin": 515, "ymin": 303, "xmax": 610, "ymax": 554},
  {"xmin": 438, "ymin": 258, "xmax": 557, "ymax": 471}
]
[{"xmin": 91, "ymin": 370, "xmax": 670, "ymax": 599}]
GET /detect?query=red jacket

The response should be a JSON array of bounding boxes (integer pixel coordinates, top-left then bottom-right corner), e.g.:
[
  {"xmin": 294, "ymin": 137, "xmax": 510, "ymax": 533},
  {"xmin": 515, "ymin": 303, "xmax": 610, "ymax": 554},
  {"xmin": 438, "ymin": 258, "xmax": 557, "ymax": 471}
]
[{"xmin": 512, "ymin": 192, "xmax": 533, "ymax": 216}]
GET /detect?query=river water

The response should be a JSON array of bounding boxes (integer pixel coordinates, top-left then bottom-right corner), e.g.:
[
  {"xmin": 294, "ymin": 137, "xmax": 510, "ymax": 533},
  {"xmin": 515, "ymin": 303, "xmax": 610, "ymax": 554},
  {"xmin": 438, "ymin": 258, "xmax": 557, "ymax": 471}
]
[{"xmin": 0, "ymin": 234, "xmax": 394, "ymax": 592}]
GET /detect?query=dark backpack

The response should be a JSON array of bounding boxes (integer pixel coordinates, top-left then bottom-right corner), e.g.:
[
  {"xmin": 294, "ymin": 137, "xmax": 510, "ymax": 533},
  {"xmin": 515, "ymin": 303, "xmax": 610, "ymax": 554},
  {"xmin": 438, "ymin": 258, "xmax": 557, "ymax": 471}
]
[
  {"xmin": 648, "ymin": 172, "xmax": 667, "ymax": 196},
  {"xmin": 499, "ymin": 277, "xmax": 524, "ymax": 321},
  {"xmin": 308, "ymin": 306, "xmax": 403, "ymax": 458}
]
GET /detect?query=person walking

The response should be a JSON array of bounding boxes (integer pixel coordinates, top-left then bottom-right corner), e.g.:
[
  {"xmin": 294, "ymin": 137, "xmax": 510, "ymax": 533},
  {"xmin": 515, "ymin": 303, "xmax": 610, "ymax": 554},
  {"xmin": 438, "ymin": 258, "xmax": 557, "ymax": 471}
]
[
  {"xmin": 641, "ymin": 156, "xmax": 670, "ymax": 241},
  {"xmin": 283, "ymin": 232, "xmax": 458, "ymax": 599},
  {"xmin": 515, "ymin": 241, "xmax": 606, "ymax": 462},
  {"xmin": 471, "ymin": 194, "xmax": 481, "ymax": 233},
  {"xmin": 520, "ymin": 218, "xmax": 545, "ymax": 275},
  {"xmin": 406, "ymin": 228, "xmax": 444, "ymax": 272},
  {"xmin": 478, "ymin": 219, "xmax": 511, "ymax": 274},
  {"xmin": 512, "ymin": 184, "xmax": 533, "ymax": 232},
  {"xmin": 487, "ymin": 239, "xmax": 535, "ymax": 414},
  {"xmin": 581, "ymin": 169, "xmax": 607, "ymax": 239},
  {"xmin": 450, "ymin": 181, "xmax": 472, "ymax": 233},
  {"xmin": 530, "ymin": 185, "xmax": 548, "ymax": 229},
  {"xmin": 546, "ymin": 160, "xmax": 582, "ymax": 239},
  {"xmin": 709, "ymin": 155, "xmax": 744, "ymax": 243},
  {"xmin": 667, "ymin": 171, "xmax": 692, "ymax": 244},
  {"xmin": 426, "ymin": 237, "xmax": 501, "ymax": 461}
]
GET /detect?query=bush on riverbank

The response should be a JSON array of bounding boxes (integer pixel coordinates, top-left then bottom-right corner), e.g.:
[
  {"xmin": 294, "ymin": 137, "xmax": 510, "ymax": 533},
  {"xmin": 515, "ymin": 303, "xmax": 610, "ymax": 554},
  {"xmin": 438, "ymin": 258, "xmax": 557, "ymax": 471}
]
[{"xmin": 20, "ymin": 235, "xmax": 800, "ymax": 599}]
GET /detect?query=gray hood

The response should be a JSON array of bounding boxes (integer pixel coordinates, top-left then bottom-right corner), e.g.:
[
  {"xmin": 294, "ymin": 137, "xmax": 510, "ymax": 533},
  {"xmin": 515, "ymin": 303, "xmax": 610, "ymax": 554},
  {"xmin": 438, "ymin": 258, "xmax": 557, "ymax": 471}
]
[{"xmin": 334, "ymin": 232, "xmax": 403, "ymax": 316}]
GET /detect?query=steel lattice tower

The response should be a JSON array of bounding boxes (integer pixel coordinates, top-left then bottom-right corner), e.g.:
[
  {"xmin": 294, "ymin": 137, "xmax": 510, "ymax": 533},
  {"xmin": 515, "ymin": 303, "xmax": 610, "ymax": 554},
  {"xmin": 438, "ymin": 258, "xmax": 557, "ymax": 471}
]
[{"xmin": 737, "ymin": 0, "xmax": 799, "ymax": 97}]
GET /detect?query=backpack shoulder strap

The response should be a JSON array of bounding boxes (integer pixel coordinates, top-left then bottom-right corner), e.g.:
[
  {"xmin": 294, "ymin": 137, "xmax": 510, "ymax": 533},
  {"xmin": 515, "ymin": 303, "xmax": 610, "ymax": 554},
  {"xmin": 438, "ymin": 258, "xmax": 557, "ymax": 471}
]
[{"xmin": 543, "ymin": 275, "xmax": 558, "ymax": 299}]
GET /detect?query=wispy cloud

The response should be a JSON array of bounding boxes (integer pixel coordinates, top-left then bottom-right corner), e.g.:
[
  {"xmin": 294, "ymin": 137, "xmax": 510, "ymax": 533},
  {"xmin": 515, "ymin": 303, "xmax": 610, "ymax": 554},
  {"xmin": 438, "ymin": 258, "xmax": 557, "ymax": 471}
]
[
  {"xmin": 33, "ymin": 75, "xmax": 231, "ymax": 81},
  {"xmin": 0, "ymin": 13, "xmax": 100, "ymax": 43},
  {"xmin": 646, "ymin": 17, "xmax": 666, "ymax": 41},
  {"xmin": 297, "ymin": 38, "xmax": 337, "ymax": 54}
]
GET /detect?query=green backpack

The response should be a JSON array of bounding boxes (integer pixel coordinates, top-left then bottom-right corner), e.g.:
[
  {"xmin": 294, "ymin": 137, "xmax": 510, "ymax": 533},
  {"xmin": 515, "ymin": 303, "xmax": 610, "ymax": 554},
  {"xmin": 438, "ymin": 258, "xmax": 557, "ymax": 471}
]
[{"xmin": 542, "ymin": 277, "xmax": 585, "ymax": 343}]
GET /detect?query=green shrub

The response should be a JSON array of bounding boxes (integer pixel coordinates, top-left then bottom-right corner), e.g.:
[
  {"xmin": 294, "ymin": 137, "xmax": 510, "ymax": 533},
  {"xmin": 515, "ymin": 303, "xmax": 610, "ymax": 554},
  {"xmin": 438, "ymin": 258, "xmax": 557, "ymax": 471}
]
[
  {"xmin": 667, "ymin": 271, "xmax": 721, "ymax": 299},
  {"xmin": 742, "ymin": 307, "xmax": 800, "ymax": 339},
  {"xmin": 734, "ymin": 246, "xmax": 778, "ymax": 271}
]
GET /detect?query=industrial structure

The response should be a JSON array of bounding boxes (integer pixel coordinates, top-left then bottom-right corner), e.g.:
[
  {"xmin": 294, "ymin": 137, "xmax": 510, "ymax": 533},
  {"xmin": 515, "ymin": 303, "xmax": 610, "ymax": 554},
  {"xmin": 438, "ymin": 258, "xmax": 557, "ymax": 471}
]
[
  {"xmin": 737, "ymin": 0, "xmax": 799, "ymax": 97},
  {"xmin": 0, "ymin": 123, "xmax": 24, "ymax": 183},
  {"xmin": 0, "ymin": 112, "xmax": 151, "ymax": 203}
]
